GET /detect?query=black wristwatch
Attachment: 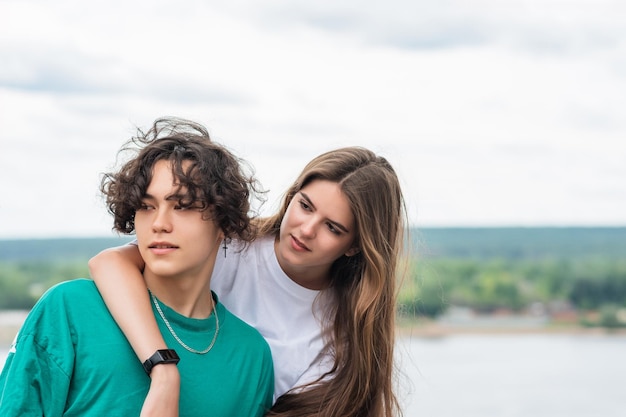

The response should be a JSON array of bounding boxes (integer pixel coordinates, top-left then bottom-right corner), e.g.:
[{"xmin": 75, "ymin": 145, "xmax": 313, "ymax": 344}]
[{"xmin": 142, "ymin": 349, "xmax": 180, "ymax": 375}]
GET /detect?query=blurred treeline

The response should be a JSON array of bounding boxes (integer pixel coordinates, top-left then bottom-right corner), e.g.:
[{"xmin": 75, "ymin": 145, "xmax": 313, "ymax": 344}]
[
  {"xmin": 0, "ymin": 237, "xmax": 133, "ymax": 309},
  {"xmin": 398, "ymin": 227, "xmax": 626, "ymax": 328},
  {"xmin": 1, "ymin": 229, "xmax": 626, "ymax": 329}
]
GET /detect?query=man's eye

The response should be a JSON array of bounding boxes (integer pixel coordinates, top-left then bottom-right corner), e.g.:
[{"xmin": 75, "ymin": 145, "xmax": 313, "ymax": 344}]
[{"xmin": 175, "ymin": 203, "xmax": 202, "ymax": 210}]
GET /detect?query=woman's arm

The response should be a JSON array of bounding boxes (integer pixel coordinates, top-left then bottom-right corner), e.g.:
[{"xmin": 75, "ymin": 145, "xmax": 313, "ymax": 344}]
[
  {"xmin": 89, "ymin": 245, "xmax": 180, "ymax": 417},
  {"xmin": 88, "ymin": 244, "xmax": 166, "ymax": 360},
  {"xmin": 140, "ymin": 365, "xmax": 180, "ymax": 417}
]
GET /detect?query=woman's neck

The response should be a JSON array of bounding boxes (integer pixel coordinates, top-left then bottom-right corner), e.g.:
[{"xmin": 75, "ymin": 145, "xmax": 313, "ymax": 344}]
[{"xmin": 273, "ymin": 238, "xmax": 330, "ymax": 290}]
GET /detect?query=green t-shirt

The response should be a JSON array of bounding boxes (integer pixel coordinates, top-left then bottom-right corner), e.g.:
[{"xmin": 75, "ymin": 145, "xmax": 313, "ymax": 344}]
[{"xmin": 0, "ymin": 279, "xmax": 274, "ymax": 417}]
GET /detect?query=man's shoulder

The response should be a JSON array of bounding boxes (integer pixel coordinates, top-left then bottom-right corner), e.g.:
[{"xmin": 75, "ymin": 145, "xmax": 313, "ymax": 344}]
[
  {"xmin": 45, "ymin": 278, "xmax": 97, "ymax": 294},
  {"xmin": 221, "ymin": 306, "xmax": 260, "ymax": 335},
  {"xmin": 220, "ymin": 305, "xmax": 270, "ymax": 350},
  {"xmin": 38, "ymin": 279, "xmax": 99, "ymax": 305},
  {"xmin": 17, "ymin": 279, "xmax": 102, "ymax": 343}
]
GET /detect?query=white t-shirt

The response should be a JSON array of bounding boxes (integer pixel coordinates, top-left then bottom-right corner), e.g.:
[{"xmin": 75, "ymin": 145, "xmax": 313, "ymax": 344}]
[{"xmin": 211, "ymin": 236, "xmax": 333, "ymax": 400}]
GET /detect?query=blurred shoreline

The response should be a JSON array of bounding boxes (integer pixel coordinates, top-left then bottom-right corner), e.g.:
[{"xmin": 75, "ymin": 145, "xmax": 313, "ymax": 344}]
[
  {"xmin": 3, "ymin": 309, "xmax": 625, "ymax": 348},
  {"xmin": 398, "ymin": 317, "xmax": 626, "ymax": 338},
  {"xmin": 0, "ymin": 310, "xmax": 28, "ymax": 346}
]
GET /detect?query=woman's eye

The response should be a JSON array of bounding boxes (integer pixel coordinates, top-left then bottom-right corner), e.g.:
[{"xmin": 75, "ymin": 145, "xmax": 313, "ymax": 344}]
[
  {"xmin": 299, "ymin": 199, "xmax": 311, "ymax": 211},
  {"xmin": 327, "ymin": 223, "xmax": 340, "ymax": 235}
]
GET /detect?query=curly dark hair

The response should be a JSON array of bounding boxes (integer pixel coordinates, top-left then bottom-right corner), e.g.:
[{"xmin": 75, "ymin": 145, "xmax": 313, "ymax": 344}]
[{"xmin": 101, "ymin": 117, "xmax": 260, "ymax": 243}]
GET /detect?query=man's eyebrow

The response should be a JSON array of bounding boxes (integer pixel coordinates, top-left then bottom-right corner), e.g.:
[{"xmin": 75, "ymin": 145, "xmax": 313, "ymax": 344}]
[
  {"xmin": 141, "ymin": 192, "xmax": 187, "ymax": 202},
  {"xmin": 299, "ymin": 191, "xmax": 350, "ymax": 233},
  {"xmin": 165, "ymin": 193, "xmax": 185, "ymax": 201}
]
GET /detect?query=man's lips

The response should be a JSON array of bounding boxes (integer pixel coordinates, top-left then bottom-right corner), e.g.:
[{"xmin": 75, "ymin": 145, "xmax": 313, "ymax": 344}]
[
  {"xmin": 148, "ymin": 242, "xmax": 179, "ymax": 254},
  {"xmin": 149, "ymin": 242, "xmax": 178, "ymax": 249}
]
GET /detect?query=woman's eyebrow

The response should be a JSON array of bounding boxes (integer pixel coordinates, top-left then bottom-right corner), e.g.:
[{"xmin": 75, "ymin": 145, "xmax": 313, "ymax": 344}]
[
  {"xmin": 299, "ymin": 191, "xmax": 350, "ymax": 233},
  {"xmin": 300, "ymin": 191, "xmax": 316, "ymax": 210}
]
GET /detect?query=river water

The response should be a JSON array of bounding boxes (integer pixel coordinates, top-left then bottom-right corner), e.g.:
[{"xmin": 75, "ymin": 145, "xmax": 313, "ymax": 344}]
[
  {"xmin": 398, "ymin": 333, "xmax": 626, "ymax": 416},
  {"xmin": 2, "ymin": 333, "xmax": 625, "ymax": 416}
]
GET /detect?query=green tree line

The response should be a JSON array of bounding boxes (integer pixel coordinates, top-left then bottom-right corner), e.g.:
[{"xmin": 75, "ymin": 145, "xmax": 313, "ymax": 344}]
[
  {"xmin": 0, "ymin": 236, "xmax": 131, "ymax": 310},
  {"xmin": 3, "ymin": 254, "xmax": 625, "ymax": 322},
  {"xmin": 398, "ymin": 227, "xmax": 626, "ymax": 328},
  {"xmin": 0, "ymin": 261, "xmax": 91, "ymax": 309},
  {"xmin": 399, "ymin": 257, "xmax": 626, "ymax": 315},
  {"xmin": 1, "ymin": 229, "xmax": 625, "ymax": 329}
]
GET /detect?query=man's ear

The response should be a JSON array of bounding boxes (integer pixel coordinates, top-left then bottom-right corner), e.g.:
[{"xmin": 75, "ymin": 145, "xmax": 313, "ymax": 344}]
[{"xmin": 345, "ymin": 247, "xmax": 360, "ymax": 257}]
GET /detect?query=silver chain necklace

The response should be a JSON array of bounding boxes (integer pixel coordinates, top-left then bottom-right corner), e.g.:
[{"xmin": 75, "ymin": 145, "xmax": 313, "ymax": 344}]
[{"xmin": 150, "ymin": 291, "xmax": 219, "ymax": 355}]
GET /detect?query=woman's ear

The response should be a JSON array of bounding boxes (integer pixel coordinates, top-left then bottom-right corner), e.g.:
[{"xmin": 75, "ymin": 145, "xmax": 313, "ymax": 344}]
[{"xmin": 345, "ymin": 247, "xmax": 360, "ymax": 257}]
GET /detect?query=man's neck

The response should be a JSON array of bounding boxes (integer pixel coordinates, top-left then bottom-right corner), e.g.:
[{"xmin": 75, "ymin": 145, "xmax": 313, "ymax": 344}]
[{"xmin": 144, "ymin": 272, "xmax": 215, "ymax": 319}]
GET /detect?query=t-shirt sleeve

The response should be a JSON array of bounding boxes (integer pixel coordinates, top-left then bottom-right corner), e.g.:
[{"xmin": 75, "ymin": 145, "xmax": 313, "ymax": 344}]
[
  {"xmin": 0, "ymin": 286, "xmax": 75, "ymax": 416},
  {"xmin": 0, "ymin": 330, "xmax": 72, "ymax": 415}
]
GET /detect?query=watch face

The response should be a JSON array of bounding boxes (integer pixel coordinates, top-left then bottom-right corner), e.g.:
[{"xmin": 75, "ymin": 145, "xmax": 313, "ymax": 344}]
[
  {"xmin": 143, "ymin": 349, "xmax": 179, "ymax": 375},
  {"xmin": 158, "ymin": 349, "xmax": 179, "ymax": 361}
]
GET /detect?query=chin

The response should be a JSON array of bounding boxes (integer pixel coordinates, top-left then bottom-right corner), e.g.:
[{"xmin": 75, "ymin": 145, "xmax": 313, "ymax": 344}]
[{"xmin": 146, "ymin": 264, "xmax": 181, "ymax": 278}]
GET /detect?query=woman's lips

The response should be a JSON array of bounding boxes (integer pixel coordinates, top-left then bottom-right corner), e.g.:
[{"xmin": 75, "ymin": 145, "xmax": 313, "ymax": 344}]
[{"xmin": 290, "ymin": 235, "xmax": 310, "ymax": 252}]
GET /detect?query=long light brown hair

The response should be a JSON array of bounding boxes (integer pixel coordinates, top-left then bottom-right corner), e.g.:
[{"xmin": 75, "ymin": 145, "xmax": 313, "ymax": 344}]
[{"xmin": 258, "ymin": 147, "xmax": 407, "ymax": 417}]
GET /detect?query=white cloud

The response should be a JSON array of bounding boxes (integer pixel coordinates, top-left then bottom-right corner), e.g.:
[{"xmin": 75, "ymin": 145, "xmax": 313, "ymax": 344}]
[{"xmin": 1, "ymin": 0, "xmax": 625, "ymax": 238}]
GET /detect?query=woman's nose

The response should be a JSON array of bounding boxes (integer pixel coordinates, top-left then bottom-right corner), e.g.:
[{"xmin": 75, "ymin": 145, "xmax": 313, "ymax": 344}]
[{"xmin": 300, "ymin": 217, "xmax": 316, "ymax": 237}]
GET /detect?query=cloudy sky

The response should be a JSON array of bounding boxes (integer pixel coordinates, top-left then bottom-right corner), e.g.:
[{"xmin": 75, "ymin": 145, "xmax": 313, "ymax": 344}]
[{"xmin": 1, "ymin": 0, "xmax": 625, "ymax": 239}]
